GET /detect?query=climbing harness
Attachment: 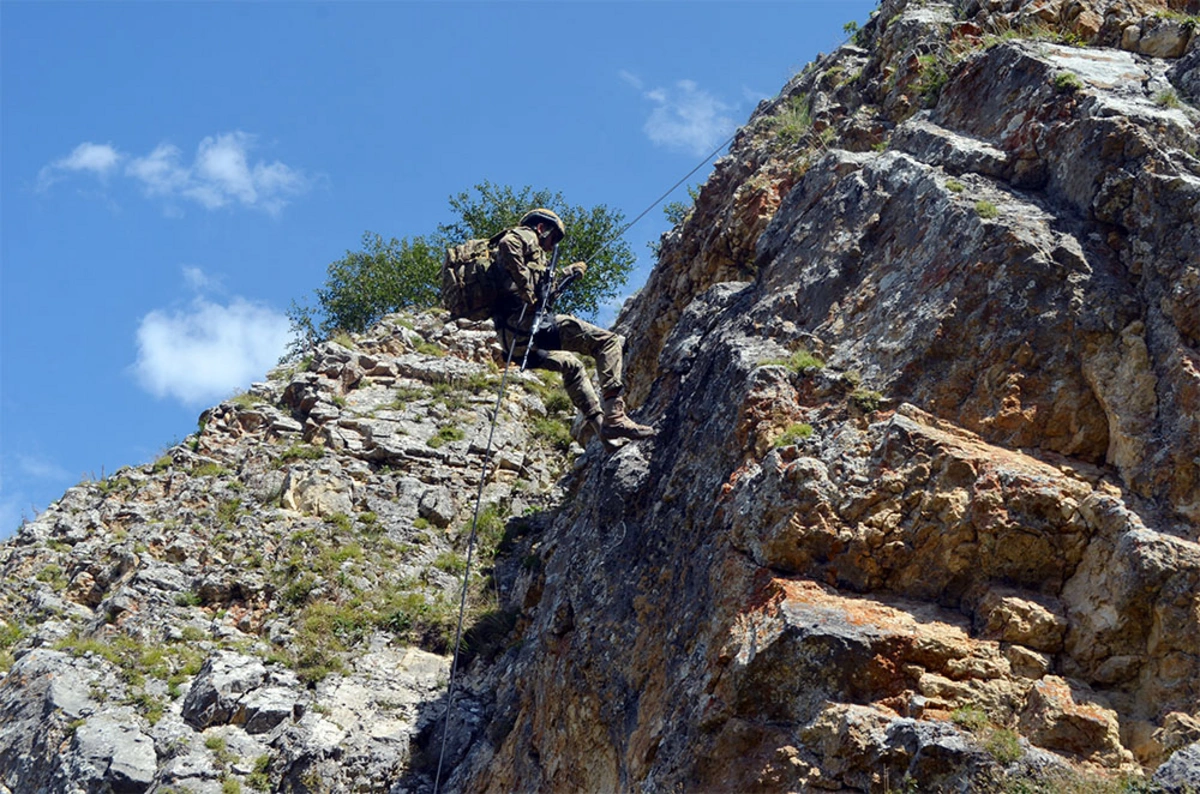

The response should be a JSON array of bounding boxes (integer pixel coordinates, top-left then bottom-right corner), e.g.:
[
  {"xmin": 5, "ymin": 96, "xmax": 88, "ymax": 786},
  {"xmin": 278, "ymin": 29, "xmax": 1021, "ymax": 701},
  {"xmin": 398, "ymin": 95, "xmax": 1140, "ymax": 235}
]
[{"xmin": 518, "ymin": 244, "xmax": 563, "ymax": 372}]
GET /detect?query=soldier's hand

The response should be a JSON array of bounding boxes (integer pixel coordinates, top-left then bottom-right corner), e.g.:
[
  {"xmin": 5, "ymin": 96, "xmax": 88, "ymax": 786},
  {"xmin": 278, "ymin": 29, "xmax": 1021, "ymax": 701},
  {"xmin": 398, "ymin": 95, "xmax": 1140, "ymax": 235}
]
[{"xmin": 562, "ymin": 261, "xmax": 587, "ymax": 279}]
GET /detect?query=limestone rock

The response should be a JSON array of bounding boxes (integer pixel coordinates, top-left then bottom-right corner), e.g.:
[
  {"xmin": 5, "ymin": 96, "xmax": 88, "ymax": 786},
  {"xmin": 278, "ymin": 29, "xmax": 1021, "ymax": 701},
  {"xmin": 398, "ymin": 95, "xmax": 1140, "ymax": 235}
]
[{"xmin": 4, "ymin": 1, "xmax": 1199, "ymax": 792}]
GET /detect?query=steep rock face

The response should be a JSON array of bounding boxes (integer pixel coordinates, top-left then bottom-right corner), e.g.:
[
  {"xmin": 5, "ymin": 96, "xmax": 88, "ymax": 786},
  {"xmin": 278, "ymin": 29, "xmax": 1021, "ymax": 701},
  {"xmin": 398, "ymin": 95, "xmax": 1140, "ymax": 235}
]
[{"xmin": 447, "ymin": 0, "xmax": 1200, "ymax": 791}]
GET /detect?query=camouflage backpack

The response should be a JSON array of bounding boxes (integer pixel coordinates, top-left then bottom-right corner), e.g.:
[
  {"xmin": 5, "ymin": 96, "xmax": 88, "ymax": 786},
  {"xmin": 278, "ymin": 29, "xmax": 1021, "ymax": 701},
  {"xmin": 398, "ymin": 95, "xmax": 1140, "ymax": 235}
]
[{"xmin": 440, "ymin": 231, "xmax": 506, "ymax": 321}]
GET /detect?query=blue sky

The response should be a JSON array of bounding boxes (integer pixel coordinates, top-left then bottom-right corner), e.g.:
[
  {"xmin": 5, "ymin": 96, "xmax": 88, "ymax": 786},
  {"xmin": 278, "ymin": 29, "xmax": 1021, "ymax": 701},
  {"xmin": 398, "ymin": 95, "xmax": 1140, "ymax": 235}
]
[{"xmin": 1, "ymin": 0, "xmax": 878, "ymax": 536}]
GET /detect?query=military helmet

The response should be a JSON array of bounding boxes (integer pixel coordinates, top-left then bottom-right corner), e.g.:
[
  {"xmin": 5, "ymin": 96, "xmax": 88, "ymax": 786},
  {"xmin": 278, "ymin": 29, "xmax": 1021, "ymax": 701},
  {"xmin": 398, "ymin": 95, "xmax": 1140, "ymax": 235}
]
[{"xmin": 520, "ymin": 208, "xmax": 566, "ymax": 242}]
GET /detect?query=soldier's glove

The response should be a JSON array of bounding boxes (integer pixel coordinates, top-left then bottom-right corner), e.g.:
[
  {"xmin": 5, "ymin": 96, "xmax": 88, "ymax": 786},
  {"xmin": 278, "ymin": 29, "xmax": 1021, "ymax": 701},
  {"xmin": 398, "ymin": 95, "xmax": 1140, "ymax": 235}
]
[{"xmin": 561, "ymin": 261, "xmax": 587, "ymax": 280}]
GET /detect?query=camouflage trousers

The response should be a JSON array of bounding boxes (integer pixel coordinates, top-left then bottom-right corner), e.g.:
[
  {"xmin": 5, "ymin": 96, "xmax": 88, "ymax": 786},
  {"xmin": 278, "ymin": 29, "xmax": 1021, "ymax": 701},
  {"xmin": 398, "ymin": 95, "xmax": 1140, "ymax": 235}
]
[{"xmin": 496, "ymin": 313, "xmax": 623, "ymax": 419}]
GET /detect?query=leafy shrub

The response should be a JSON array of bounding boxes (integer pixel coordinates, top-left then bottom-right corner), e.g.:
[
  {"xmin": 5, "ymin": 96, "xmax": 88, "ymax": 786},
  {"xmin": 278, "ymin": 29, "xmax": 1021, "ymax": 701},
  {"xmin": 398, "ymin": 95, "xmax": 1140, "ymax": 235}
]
[
  {"xmin": 914, "ymin": 54, "xmax": 950, "ymax": 106},
  {"xmin": 287, "ymin": 182, "xmax": 635, "ymax": 352}
]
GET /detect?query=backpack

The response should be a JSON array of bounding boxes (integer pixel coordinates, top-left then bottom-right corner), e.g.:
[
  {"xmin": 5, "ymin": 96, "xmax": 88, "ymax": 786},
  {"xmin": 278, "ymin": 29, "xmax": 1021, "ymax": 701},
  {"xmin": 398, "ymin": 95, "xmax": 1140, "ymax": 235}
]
[{"xmin": 441, "ymin": 231, "xmax": 506, "ymax": 321}]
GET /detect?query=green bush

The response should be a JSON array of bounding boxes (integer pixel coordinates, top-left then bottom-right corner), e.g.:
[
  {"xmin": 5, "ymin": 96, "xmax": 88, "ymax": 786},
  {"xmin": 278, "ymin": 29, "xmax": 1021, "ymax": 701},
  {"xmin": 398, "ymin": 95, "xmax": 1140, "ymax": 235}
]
[{"xmin": 288, "ymin": 182, "xmax": 636, "ymax": 353}]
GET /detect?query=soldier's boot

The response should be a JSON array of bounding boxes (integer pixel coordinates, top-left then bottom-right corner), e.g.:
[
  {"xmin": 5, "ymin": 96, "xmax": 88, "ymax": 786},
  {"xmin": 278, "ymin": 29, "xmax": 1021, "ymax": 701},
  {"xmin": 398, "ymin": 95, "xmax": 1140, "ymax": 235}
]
[
  {"xmin": 600, "ymin": 393, "xmax": 656, "ymax": 441},
  {"xmin": 572, "ymin": 412, "xmax": 623, "ymax": 452}
]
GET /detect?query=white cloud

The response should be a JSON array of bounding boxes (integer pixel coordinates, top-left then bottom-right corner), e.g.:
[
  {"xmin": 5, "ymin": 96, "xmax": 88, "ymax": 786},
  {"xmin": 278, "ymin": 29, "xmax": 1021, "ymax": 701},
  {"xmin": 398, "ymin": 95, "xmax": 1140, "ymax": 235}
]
[
  {"xmin": 41, "ymin": 132, "xmax": 308, "ymax": 215},
  {"xmin": 641, "ymin": 79, "xmax": 737, "ymax": 157},
  {"xmin": 126, "ymin": 143, "xmax": 190, "ymax": 198},
  {"xmin": 618, "ymin": 69, "xmax": 644, "ymax": 90},
  {"xmin": 37, "ymin": 142, "xmax": 123, "ymax": 191},
  {"xmin": 133, "ymin": 132, "xmax": 308, "ymax": 215},
  {"xmin": 133, "ymin": 297, "xmax": 293, "ymax": 406}
]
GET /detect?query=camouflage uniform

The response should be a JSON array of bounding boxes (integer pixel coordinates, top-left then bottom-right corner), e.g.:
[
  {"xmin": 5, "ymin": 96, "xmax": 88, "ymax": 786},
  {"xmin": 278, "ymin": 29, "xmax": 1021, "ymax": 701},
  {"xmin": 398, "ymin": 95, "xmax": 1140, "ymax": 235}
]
[{"xmin": 491, "ymin": 226, "xmax": 621, "ymax": 421}]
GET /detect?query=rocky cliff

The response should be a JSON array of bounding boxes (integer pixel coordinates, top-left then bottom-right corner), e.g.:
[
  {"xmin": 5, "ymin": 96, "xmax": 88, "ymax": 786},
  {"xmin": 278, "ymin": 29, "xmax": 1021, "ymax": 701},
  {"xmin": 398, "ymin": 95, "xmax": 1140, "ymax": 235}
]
[{"xmin": 3, "ymin": 0, "xmax": 1200, "ymax": 792}]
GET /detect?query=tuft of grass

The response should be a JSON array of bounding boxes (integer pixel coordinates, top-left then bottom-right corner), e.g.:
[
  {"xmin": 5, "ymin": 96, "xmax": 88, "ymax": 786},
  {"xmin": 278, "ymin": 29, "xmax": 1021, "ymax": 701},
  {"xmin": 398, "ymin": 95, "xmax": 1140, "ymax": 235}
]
[
  {"xmin": 326, "ymin": 513, "xmax": 353, "ymax": 534},
  {"xmin": 985, "ymin": 728, "xmax": 1023, "ymax": 764},
  {"xmin": 763, "ymin": 349, "xmax": 825, "ymax": 373},
  {"xmin": 774, "ymin": 423, "xmax": 814, "ymax": 448},
  {"xmin": 0, "ymin": 623, "xmax": 26, "ymax": 672},
  {"xmin": 97, "ymin": 476, "xmax": 134, "ymax": 496},
  {"xmin": 415, "ymin": 340, "xmax": 446, "ymax": 358},
  {"xmin": 975, "ymin": 200, "xmax": 1000, "ymax": 219},
  {"xmin": 427, "ymin": 425, "xmax": 466, "ymax": 449},
  {"xmin": 850, "ymin": 388, "xmax": 884, "ymax": 413},
  {"xmin": 769, "ymin": 94, "xmax": 813, "ymax": 147},
  {"xmin": 951, "ymin": 704, "xmax": 989, "ymax": 733},
  {"xmin": 946, "ymin": 180, "xmax": 966, "ymax": 193},
  {"xmin": 1155, "ymin": 89, "xmax": 1182, "ymax": 109},
  {"xmin": 543, "ymin": 391, "xmax": 572, "ymax": 415},
  {"xmin": 531, "ymin": 418, "xmax": 572, "ymax": 452},
  {"xmin": 191, "ymin": 462, "xmax": 231, "ymax": 478},
  {"xmin": 433, "ymin": 551, "xmax": 467, "ymax": 575},
  {"xmin": 1053, "ymin": 72, "xmax": 1083, "ymax": 94},
  {"xmin": 273, "ymin": 443, "xmax": 324, "ymax": 468}
]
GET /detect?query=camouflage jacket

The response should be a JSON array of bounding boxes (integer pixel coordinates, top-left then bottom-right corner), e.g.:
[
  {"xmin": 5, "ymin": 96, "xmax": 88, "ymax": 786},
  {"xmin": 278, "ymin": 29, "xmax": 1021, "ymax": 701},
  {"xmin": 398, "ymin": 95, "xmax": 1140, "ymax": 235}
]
[{"xmin": 493, "ymin": 226, "xmax": 547, "ymax": 308}]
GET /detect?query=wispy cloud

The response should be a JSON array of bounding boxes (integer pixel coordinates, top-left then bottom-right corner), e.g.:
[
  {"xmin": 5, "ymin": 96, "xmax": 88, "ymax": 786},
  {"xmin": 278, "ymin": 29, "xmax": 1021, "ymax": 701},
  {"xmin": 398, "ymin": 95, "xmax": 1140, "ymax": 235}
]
[
  {"xmin": 40, "ymin": 132, "xmax": 309, "ymax": 215},
  {"xmin": 623, "ymin": 73, "xmax": 737, "ymax": 157},
  {"xmin": 182, "ymin": 265, "xmax": 223, "ymax": 293},
  {"xmin": 133, "ymin": 295, "xmax": 293, "ymax": 406},
  {"xmin": 37, "ymin": 142, "xmax": 123, "ymax": 191}
]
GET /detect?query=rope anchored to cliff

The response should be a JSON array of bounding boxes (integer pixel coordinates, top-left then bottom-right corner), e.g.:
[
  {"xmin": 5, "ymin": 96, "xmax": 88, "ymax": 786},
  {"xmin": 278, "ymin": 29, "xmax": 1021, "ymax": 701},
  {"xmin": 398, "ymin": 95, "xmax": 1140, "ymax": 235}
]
[
  {"xmin": 433, "ymin": 262, "xmax": 578, "ymax": 793},
  {"xmin": 432, "ymin": 127, "xmax": 740, "ymax": 793}
]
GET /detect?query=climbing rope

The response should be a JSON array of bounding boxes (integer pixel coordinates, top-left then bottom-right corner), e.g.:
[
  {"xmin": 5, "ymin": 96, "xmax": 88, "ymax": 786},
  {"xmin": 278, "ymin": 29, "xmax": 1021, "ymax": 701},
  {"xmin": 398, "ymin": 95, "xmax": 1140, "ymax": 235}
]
[
  {"xmin": 432, "ymin": 302, "xmax": 526, "ymax": 794},
  {"xmin": 431, "ymin": 123, "xmax": 739, "ymax": 794}
]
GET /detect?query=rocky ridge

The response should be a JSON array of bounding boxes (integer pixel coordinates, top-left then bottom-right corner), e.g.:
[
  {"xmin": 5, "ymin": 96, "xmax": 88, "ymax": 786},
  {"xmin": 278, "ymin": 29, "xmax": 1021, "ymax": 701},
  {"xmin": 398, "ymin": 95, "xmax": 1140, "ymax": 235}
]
[
  {"xmin": 0, "ymin": 314, "xmax": 577, "ymax": 793},
  {"xmin": 3, "ymin": 0, "xmax": 1200, "ymax": 792}
]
